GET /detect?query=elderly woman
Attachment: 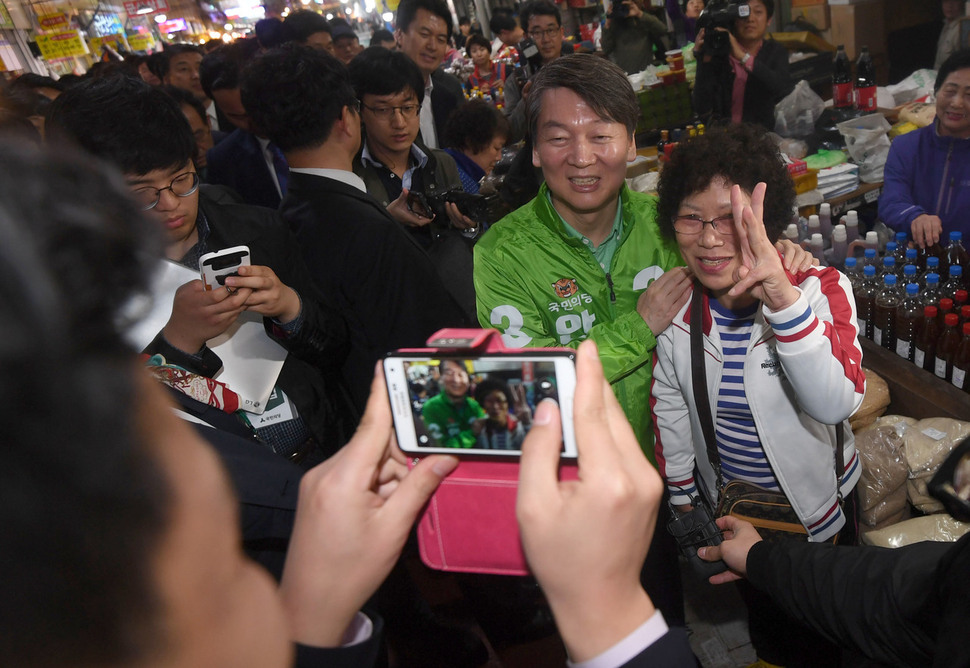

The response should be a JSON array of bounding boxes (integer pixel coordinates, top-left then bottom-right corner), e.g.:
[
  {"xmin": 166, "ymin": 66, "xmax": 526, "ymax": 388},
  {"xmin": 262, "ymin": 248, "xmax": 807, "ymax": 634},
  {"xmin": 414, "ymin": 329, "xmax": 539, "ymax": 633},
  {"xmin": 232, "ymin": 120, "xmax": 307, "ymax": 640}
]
[
  {"xmin": 651, "ymin": 124, "xmax": 865, "ymax": 668},
  {"xmin": 472, "ymin": 378, "xmax": 532, "ymax": 450},
  {"xmin": 443, "ymin": 99, "xmax": 509, "ymax": 195}
]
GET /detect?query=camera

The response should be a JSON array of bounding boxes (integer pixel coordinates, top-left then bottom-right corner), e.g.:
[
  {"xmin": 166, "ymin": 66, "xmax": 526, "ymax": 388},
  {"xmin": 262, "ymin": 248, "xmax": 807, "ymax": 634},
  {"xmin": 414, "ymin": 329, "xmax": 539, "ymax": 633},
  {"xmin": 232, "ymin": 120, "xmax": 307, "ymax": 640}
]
[
  {"xmin": 514, "ymin": 36, "xmax": 543, "ymax": 85},
  {"xmin": 695, "ymin": 0, "xmax": 749, "ymax": 57},
  {"xmin": 407, "ymin": 189, "xmax": 490, "ymax": 227}
]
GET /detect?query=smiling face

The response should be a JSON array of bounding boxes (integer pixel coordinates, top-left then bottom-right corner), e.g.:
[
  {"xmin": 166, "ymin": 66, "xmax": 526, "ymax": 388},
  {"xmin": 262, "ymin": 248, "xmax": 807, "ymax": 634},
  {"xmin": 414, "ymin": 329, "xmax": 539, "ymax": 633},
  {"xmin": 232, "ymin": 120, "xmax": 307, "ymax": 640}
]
[
  {"xmin": 396, "ymin": 8, "xmax": 449, "ymax": 79},
  {"xmin": 532, "ymin": 87, "xmax": 636, "ymax": 234},
  {"xmin": 440, "ymin": 360, "xmax": 470, "ymax": 400},
  {"xmin": 360, "ymin": 88, "xmax": 420, "ymax": 160},
  {"xmin": 674, "ymin": 177, "xmax": 747, "ymax": 303},
  {"xmin": 735, "ymin": 0, "xmax": 769, "ymax": 44},
  {"xmin": 482, "ymin": 389, "xmax": 510, "ymax": 424},
  {"xmin": 126, "ymin": 162, "xmax": 200, "ymax": 260},
  {"xmin": 936, "ymin": 67, "xmax": 970, "ymax": 139}
]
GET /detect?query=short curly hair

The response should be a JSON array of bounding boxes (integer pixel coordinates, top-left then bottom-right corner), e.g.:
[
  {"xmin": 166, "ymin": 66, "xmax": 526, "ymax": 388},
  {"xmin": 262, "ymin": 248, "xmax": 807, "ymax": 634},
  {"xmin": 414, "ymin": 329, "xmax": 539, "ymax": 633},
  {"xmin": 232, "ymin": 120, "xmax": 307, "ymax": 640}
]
[
  {"xmin": 444, "ymin": 100, "xmax": 509, "ymax": 153},
  {"xmin": 656, "ymin": 123, "xmax": 795, "ymax": 243}
]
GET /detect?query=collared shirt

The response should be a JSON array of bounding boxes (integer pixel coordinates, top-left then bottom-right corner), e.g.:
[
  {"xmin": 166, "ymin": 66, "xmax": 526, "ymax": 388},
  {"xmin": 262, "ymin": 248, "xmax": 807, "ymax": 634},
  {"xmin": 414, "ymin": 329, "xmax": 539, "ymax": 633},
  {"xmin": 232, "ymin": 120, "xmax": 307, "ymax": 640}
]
[
  {"xmin": 256, "ymin": 135, "xmax": 286, "ymax": 197},
  {"xmin": 552, "ymin": 193, "xmax": 624, "ymax": 272},
  {"xmin": 177, "ymin": 206, "xmax": 212, "ymax": 270},
  {"xmin": 360, "ymin": 140, "xmax": 429, "ymax": 201},
  {"xmin": 289, "ymin": 167, "xmax": 367, "ymax": 193},
  {"xmin": 419, "ymin": 76, "xmax": 438, "ymax": 148}
]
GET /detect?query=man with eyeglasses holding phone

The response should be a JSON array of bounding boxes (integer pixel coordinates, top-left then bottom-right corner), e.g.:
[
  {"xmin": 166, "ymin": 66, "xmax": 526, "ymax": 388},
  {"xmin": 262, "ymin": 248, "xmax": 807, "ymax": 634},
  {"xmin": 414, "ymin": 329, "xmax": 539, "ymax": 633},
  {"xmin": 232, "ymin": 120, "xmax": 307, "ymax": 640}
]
[{"xmin": 47, "ymin": 75, "xmax": 354, "ymax": 463}]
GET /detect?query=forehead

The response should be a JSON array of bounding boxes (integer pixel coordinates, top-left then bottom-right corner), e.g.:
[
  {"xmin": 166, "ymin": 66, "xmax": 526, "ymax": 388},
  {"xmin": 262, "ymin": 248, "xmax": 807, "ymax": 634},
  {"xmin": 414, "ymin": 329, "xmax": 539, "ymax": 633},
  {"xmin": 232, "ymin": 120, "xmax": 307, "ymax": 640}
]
[
  {"xmin": 170, "ymin": 52, "xmax": 202, "ymax": 67},
  {"xmin": 406, "ymin": 8, "xmax": 448, "ymax": 35},
  {"xmin": 363, "ymin": 88, "xmax": 417, "ymax": 103},
  {"xmin": 441, "ymin": 360, "xmax": 467, "ymax": 373},
  {"xmin": 537, "ymin": 87, "xmax": 617, "ymax": 129},
  {"xmin": 680, "ymin": 177, "xmax": 737, "ymax": 209},
  {"xmin": 941, "ymin": 68, "xmax": 970, "ymax": 88},
  {"xmin": 528, "ymin": 13, "xmax": 560, "ymax": 29},
  {"xmin": 742, "ymin": 0, "xmax": 767, "ymax": 12}
]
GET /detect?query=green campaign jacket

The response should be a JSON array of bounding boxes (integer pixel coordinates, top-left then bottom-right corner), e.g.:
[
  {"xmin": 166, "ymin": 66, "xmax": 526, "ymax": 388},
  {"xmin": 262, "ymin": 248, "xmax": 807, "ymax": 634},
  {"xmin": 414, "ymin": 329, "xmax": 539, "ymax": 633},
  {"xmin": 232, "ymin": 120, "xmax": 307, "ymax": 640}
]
[{"xmin": 474, "ymin": 184, "xmax": 683, "ymax": 463}]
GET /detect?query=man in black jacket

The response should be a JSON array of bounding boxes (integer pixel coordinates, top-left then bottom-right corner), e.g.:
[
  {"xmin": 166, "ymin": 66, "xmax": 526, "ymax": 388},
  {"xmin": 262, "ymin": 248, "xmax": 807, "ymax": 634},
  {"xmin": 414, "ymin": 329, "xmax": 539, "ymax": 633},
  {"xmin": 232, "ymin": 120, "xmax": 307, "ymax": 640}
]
[
  {"xmin": 47, "ymin": 75, "xmax": 354, "ymax": 463},
  {"xmin": 394, "ymin": 0, "xmax": 465, "ymax": 148},
  {"xmin": 241, "ymin": 45, "xmax": 468, "ymax": 412}
]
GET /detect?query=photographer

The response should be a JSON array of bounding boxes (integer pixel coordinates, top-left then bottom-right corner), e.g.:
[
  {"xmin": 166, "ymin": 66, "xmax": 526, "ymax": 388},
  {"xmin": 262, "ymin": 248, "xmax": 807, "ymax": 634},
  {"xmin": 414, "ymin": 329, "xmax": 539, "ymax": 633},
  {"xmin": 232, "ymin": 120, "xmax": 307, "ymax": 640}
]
[
  {"xmin": 691, "ymin": 0, "xmax": 791, "ymax": 129},
  {"xmin": 601, "ymin": 0, "xmax": 669, "ymax": 74}
]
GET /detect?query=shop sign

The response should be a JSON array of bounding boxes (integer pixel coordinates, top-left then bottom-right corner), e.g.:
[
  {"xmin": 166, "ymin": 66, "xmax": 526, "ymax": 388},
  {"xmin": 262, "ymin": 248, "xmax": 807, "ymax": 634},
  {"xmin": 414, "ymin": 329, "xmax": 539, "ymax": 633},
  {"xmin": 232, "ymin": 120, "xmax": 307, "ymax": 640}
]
[
  {"xmin": 35, "ymin": 30, "xmax": 89, "ymax": 59},
  {"xmin": 37, "ymin": 12, "xmax": 70, "ymax": 29},
  {"xmin": 89, "ymin": 33, "xmax": 128, "ymax": 52},
  {"xmin": 127, "ymin": 32, "xmax": 155, "ymax": 51},
  {"xmin": 0, "ymin": 2, "xmax": 15, "ymax": 30},
  {"xmin": 123, "ymin": 0, "xmax": 169, "ymax": 15}
]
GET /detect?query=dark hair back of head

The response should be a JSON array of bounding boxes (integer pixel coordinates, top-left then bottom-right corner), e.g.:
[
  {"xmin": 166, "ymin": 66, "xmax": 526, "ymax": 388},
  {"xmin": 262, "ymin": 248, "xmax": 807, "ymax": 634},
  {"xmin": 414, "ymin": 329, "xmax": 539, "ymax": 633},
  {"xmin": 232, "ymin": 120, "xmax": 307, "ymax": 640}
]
[
  {"xmin": 348, "ymin": 46, "xmax": 426, "ymax": 103},
  {"xmin": 656, "ymin": 123, "xmax": 795, "ymax": 242},
  {"xmin": 242, "ymin": 45, "xmax": 356, "ymax": 152},
  {"xmin": 520, "ymin": 0, "xmax": 561, "ymax": 29},
  {"xmin": 935, "ymin": 48, "xmax": 970, "ymax": 91},
  {"xmin": 282, "ymin": 9, "xmax": 332, "ymax": 44},
  {"xmin": 396, "ymin": 0, "xmax": 453, "ymax": 35},
  {"xmin": 159, "ymin": 83, "xmax": 207, "ymax": 126},
  {"xmin": 489, "ymin": 10, "xmax": 517, "ymax": 34},
  {"xmin": 526, "ymin": 54, "xmax": 637, "ymax": 140},
  {"xmin": 444, "ymin": 99, "xmax": 509, "ymax": 153},
  {"xmin": 255, "ymin": 17, "xmax": 287, "ymax": 49},
  {"xmin": 199, "ymin": 39, "xmax": 259, "ymax": 97},
  {"xmin": 47, "ymin": 75, "xmax": 194, "ymax": 176},
  {"xmin": 370, "ymin": 28, "xmax": 395, "ymax": 46},
  {"xmin": 8, "ymin": 73, "xmax": 63, "ymax": 93},
  {"xmin": 0, "ymin": 139, "xmax": 170, "ymax": 668}
]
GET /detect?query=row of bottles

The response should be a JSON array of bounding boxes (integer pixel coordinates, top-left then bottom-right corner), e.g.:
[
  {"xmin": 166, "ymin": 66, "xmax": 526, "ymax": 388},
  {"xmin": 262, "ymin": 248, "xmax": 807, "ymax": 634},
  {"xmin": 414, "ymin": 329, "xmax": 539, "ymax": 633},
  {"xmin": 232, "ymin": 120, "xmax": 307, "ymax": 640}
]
[
  {"xmin": 832, "ymin": 44, "xmax": 877, "ymax": 115},
  {"xmin": 656, "ymin": 124, "xmax": 705, "ymax": 163},
  {"xmin": 853, "ymin": 265, "xmax": 970, "ymax": 392}
]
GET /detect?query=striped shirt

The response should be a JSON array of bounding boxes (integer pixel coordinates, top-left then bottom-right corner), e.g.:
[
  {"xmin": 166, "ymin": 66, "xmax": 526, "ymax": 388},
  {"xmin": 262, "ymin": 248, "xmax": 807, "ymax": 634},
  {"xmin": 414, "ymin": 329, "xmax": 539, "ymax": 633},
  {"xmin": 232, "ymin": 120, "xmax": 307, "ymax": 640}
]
[{"xmin": 710, "ymin": 298, "xmax": 781, "ymax": 492}]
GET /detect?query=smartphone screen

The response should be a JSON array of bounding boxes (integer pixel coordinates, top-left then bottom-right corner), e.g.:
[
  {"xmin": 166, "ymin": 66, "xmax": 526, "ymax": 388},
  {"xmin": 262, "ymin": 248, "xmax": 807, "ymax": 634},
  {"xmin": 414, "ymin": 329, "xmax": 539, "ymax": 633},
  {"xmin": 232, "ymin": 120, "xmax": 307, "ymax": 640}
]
[{"xmin": 384, "ymin": 352, "xmax": 577, "ymax": 457}]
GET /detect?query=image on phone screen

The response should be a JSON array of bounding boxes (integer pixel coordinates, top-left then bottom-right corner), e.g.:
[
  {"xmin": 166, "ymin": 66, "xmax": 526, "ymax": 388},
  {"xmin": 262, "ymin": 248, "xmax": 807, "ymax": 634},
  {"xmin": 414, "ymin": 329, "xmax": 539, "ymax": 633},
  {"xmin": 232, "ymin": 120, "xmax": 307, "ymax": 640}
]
[{"xmin": 384, "ymin": 353, "xmax": 577, "ymax": 457}]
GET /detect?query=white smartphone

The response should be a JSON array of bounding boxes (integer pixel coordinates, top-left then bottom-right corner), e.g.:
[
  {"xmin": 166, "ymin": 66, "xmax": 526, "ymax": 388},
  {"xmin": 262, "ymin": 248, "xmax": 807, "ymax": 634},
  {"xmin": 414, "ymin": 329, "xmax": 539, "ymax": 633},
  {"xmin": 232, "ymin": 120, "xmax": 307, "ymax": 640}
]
[
  {"xmin": 199, "ymin": 245, "xmax": 251, "ymax": 291},
  {"xmin": 384, "ymin": 351, "xmax": 577, "ymax": 458}
]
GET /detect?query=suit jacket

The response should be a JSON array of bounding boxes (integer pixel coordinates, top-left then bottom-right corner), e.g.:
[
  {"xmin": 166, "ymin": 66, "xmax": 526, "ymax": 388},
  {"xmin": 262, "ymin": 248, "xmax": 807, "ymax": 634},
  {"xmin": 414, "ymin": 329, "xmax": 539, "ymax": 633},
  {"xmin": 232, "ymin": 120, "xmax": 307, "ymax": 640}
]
[
  {"xmin": 206, "ymin": 128, "xmax": 283, "ymax": 210},
  {"xmin": 430, "ymin": 68, "xmax": 465, "ymax": 145},
  {"xmin": 620, "ymin": 627, "xmax": 696, "ymax": 667},
  {"xmin": 147, "ymin": 190, "xmax": 355, "ymax": 459},
  {"xmin": 280, "ymin": 172, "xmax": 469, "ymax": 411}
]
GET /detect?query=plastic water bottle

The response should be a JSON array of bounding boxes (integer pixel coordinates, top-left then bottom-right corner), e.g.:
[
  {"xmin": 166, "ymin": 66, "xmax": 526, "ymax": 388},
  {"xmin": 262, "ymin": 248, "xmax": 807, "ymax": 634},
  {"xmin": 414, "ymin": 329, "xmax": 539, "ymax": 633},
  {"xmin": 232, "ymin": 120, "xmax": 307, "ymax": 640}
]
[
  {"xmin": 855, "ymin": 265, "xmax": 879, "ymax": 339},
  {"xmin": 818, "ymin": 203, "xmax": 833, "ymax": 243},
  {"xmin": 844, "ymin": 210, "xmax": 860, "ymax": 244},
  {"xmin": 828, "ymin": 224, "xmax": 848, "ymax": 268},
  {"xmin": 809, "ymin": 233, "xmax": 825, "ymax": 265},
  {"xmin": 873, "ymin": 274, "xmax": 901, "ymax": 349},
  {"xmin": 895, "ymin": 283, "xmax": 922, "ymax": 362},
  {"xmin": 843, "ymin": 257, "xmax": 861, "ymax": 291},
  {"xmin": 923, "ymin": 272, "xmax": 942, "ymax": 308}
]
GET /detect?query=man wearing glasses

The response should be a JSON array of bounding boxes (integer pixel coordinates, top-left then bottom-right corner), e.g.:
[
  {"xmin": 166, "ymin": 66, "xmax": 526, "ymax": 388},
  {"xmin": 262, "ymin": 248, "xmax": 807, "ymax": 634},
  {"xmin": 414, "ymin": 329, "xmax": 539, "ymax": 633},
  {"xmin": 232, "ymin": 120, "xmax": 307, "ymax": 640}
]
[
  {"xmin": 47, "ymin": 75, "xmax": 354, "ymax": 462},
  {"xmin": 503, "ymin": 0, "xmax": 571, "ymax": 143},
  {"xmin": 348, "ymin": 47, "xmax": 478, "ymax": 320}
]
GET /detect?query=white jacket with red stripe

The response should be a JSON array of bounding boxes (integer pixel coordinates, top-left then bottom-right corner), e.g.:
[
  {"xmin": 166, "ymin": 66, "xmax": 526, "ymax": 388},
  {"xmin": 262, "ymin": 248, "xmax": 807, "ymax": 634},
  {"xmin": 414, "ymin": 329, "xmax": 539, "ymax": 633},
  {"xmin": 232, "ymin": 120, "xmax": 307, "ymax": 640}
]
[{"xmin": 651, "ymin": 266, "xmax": 866, "ymax": 542}]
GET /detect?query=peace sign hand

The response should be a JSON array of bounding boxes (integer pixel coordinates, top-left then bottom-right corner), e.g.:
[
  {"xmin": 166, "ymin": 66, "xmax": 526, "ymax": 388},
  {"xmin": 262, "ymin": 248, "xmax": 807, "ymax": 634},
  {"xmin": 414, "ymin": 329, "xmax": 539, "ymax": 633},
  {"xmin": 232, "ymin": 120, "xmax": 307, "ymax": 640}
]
[{"xmin": 727, "ymin": 183, "xmax": 799, "ymax": 312}]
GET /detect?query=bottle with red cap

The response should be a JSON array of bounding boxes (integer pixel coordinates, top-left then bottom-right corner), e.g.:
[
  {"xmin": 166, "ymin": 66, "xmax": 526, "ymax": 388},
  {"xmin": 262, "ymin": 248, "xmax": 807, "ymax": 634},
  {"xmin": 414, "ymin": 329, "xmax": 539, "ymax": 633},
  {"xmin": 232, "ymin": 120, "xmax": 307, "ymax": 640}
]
[
  {"xmin": 952, "ymin": 323, "xmax": 970, "ymax": 392},
  {"xmin": 938, "ymin": 297, "xmax": 955, "ymax": 329},
  {"xmin": 914, "ymin": 305, "xmax": 941, "ymax": 372},
  {"xmin": 853, "ymin": 46, "xmax": 877, "ymax": 113},
  {"xmin": 935, "ymin": 313, "xmax": 962, "ymax": 382},
  {"xmin": 954, "ymin": 289, "xmax": 968, "ymax": 313}
]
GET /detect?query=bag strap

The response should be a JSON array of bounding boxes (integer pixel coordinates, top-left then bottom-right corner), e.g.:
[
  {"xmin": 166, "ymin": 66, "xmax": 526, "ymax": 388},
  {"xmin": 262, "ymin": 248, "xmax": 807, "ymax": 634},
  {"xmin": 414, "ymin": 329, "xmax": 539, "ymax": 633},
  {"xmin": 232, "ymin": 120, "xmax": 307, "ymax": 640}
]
[
  {"xmin": 689, "ymin": 285, "xmax": 846, "ymax": 497},
  {"xmin": 689, "ymin": 285, "xmax": 724, "ymax": 493}
]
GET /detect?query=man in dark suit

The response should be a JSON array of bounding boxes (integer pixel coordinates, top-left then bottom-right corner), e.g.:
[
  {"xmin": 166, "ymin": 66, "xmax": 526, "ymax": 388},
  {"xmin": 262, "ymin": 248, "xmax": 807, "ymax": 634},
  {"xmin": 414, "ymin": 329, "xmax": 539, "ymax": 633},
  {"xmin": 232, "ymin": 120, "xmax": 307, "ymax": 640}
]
[
  {"xmin": 394, "ymin": 0, "xmax": 465, "ymax": 148},
  {"xmin": 201, "ymin": 40, "xmax": 288, "ymax": 209},
  {"xmin": 241, "ymin": 45, "xmax": 468, "ymax": 413}
]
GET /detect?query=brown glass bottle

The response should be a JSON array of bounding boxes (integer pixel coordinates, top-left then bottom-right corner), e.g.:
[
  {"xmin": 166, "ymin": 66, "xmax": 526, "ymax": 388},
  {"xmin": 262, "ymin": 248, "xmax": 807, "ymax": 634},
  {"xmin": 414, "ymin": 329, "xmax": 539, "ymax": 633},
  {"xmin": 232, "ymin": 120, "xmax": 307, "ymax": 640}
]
[
  {"xmin": 961, "ymin": 305, "xmax": 970, "ymax": 327},
  {"xmin": 895, "ymin": 284, "xmax": 923, "ymax": 362},
  {"xmin": 914, "ymin": 306, "xmax": 940, "ymax": 372},
  {"xmin": 873, "ymin": 275, "xmax": 901, "ymax": 350},
  {"xmin": 934, "ymin": 313, "xmax": 962, "ymax": 381},
  {"xmin": 952, "ymin": 323, "xmax": 970, "ymax": 392}
]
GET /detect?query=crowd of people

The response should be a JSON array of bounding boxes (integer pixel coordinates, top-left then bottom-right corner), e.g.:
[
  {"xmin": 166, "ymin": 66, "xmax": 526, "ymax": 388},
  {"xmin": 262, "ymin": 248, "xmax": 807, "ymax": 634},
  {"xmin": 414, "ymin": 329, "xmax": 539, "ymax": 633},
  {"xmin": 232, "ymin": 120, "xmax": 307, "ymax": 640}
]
[{"xmin": 2, "ymin": 0, "xmax": 970, "ymax": 667}]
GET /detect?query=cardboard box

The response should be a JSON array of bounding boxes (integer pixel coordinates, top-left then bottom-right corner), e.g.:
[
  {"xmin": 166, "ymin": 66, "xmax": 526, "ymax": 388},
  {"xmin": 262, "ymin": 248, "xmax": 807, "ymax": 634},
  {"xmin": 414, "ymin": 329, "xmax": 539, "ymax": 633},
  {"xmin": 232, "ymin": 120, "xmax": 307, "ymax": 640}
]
[{"xmin": 829, "ymin": 0, "xmax": 886, "ymax": 60}]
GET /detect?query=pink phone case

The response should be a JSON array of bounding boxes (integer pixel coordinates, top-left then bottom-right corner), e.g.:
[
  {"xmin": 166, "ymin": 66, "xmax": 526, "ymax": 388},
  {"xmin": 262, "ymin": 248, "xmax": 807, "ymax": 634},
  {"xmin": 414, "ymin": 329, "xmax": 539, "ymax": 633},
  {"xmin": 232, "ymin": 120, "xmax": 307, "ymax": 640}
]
[{"xmin": 403, "ymin": 328, "xmax": 578, "ymax": 575}]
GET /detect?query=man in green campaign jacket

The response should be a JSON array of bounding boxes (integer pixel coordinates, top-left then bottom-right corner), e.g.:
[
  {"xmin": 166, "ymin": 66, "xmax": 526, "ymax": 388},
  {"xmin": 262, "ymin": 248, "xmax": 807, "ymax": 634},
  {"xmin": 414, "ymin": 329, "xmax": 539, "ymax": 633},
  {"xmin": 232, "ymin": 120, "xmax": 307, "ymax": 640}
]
[
  {"xmin": 474, "ymin": 54, "xmax": 691, "ymax": 462},
  {"xmin": 420, "ymin": 359, "xmax": 486, "ymax": 448}
]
